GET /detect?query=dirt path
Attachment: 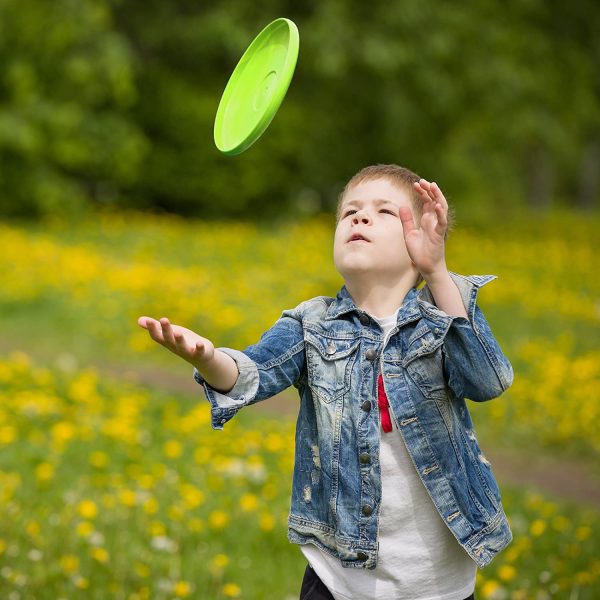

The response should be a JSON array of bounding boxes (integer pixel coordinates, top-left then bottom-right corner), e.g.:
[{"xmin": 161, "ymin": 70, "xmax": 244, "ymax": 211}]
[{"xmin": 116, "ymin": 363, "xmax": 600, "ymax": 510}]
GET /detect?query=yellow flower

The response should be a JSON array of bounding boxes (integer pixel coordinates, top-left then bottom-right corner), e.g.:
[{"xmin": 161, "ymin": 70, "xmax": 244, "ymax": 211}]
[
  {"xmin": 91, "ymin": 547, "xmax": 109, "ymax": 563},
  {"xmin": 222, "ymin": 583, "xmax": 241, "ymax": 597},
  {"xmin": 552, "ymin": 515, "xmax": 570, "ymax": 532},
  {"xmin": 74, "ymin": 576, "xmax": 90, "ymax": 589},
  {"xmin": 78, "ymin": 500, "xmax": 98, "ymax": 519},
  {"xmin": 498, "ymin": 565, "xmax": 516, "ymax": 582},
  {"xmin": 35, "ymin": 462, "xmax": 55, "ymax": 481},
  {"xmin": 164, "ymin": 440, "xmax": 183, "ymax": 459},
  {"xmin": 77, "ymin": 521, "xmax": 94, "ymax": 537},
  {"xmin": 26, "ymin": 521, "xmax": 40, "ymax": 537},
  {"xmin": 89, "ymin": 451, "xmax": 109, "ymax": 468},
  {"xmin": 529, "ymin": 519, "xmax": 546, "ymax": 537},
  {"xmin": 212, "ymin": 554, "xmax": 229, "ymax": 569},
  {"xmin": 150, "ymin": 521, "xmax": 166, "ymax": 537},
  {"xmin": 119, "ymin": 489, "xmax": 137, "ymax": 507},
  {"xmin": 134, "ymin": 563, "xmax": 150, "ymax": 578},
  {"xmin": 240, "ymin": 493, "xmax": 258, "ymax": 512},
  {"xmin": 187, "ymin": 518, "xmax": 204, "ymax": 532},
  {"xmin": 259, "ymin": 513, "xmax": 275, "ymax": 531},
  {"xmin": 209, "ymin": 510, "xmax": 229, "ymax": 529},
  {"xmin": 181, "ymin": 484, "xmax": 205, "ymax": 509},
  {"xmin": 173, "ymin": 581, "xmax": 192, "ymax": 597},
  {"xmin": 0, "ymin": 425, "xmax": 17, "ymax": 445},
  {"xmin": 60, "ymin": 554, "xmax": 80, "ymax": 574},
  {"xmin": 480, "ymin": 580, "xmax": 501, "ymax": 599},
  {"xmin": 575, "ymin": 525, "xmax": 591, "ymax": 541},
  {"xmin": 143, "ymin": 497, "xmax": 159, "ymax": 515}
]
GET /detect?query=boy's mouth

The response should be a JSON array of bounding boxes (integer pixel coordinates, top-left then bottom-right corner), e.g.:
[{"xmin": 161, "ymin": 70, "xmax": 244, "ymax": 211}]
[{"xmin": 347, "ymin": 233, "xmax": 371, "ymax": 243}]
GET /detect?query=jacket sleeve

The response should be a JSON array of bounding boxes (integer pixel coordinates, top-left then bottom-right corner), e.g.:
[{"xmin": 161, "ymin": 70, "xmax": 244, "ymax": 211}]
[
  {"xmin": 194, "ymin": 312, "xmax": 306, "ymax": 430},
  {"xmin": 422, "ymin": 272, "xmax": 514, "ymax": 402}
]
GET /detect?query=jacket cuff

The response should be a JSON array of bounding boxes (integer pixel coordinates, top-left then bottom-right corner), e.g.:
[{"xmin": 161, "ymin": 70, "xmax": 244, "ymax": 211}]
[
  {"xmin": 421, "ymin": 272, "xmax": 496, "ymax": 328},
  {"xmin": 193, "ymin": 348, "xmax": 259, "ymax": 430}
]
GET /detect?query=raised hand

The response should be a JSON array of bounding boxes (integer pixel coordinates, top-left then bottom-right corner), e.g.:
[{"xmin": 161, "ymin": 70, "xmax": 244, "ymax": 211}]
[
  {"xmin": 399, "ymin": 179, "xmax": 449, "ymax": 278},
  {"xmin": 137, "ymin": 316, "xmax": 215, "ymax": 370}
]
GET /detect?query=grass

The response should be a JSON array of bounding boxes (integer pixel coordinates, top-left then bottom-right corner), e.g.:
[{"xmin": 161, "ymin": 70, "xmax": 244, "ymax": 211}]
[{"xmin": 0, "ymin": 206, "xmax": 598, "ymax": 597}]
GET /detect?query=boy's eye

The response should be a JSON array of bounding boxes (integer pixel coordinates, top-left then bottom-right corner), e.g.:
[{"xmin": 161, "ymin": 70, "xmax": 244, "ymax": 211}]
[
  {"xmin": 343, "ymin": 210, "xmax": 357, "ymax": 218},
  {"xmin": 380, "ymin": 209, "xmax": 396, "ymax": 215}
]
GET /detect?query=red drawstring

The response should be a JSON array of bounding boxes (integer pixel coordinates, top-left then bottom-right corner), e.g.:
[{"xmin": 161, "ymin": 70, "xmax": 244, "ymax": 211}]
[{"xmin": 377, "ymin": 373, "xmax": 393, "ymax": 433}]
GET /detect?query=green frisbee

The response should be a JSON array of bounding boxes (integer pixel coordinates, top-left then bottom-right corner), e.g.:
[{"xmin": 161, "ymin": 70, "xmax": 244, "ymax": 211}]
[{"xmin": 214, "ymin": 18, "xmax": 299, "ymax": 155}]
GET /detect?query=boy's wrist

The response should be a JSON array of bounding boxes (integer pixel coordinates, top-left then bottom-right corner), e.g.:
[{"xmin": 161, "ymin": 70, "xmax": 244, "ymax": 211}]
[{"xmin": 421, "ymin": 265, "xmax": 451, "ymax": 287}]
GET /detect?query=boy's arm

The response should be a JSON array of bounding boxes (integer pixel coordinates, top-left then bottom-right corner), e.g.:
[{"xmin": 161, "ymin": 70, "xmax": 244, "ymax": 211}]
[
  {"xmin": 137, "ymin": 316, "xmax": 239, "ymax": 392},
  {"xmin": 421, "ymin": 273, "xmax": 514, "ymax": 401},
  {"xmin": 138, "ymin": 312, "xmax": 306, "ymax": 430},
  {"xmin": 402, "ymin": 179, "xmax": 513, "ymax": 401}
]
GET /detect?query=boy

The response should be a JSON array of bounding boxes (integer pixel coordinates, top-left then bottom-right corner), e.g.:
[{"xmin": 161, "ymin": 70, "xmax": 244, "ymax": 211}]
[{"xmin": 138, "ymin": 164, "xmax": 514, "ymax": 600}]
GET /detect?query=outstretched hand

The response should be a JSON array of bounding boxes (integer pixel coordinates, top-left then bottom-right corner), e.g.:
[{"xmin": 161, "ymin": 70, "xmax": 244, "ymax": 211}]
[
  {"xmin": 399, "ymin": 179, "xmax": 449, "ymax": 278},
  {"xmin": 137, "ymin": 316, "xmax": 215, "ymax": 370}
]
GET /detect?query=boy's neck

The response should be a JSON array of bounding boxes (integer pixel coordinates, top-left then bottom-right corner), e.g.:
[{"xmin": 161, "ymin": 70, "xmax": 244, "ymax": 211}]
[{"xmin": 344, "ymin": 272, "xmax": 418, "ymax": 319}]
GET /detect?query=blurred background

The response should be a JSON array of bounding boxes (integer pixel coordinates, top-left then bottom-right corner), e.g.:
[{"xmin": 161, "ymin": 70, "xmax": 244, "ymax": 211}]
[{"xmin": 0, "ymin": 1, "xmax": 598, "ymax": 599}]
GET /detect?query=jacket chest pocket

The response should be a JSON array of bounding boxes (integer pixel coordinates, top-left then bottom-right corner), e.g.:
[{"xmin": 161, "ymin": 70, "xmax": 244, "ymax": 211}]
[
  {"xmin": 402, "ymin": 329, "xmax": 447, "ymax": 399},
  {"xmin": 305, "ymin": 332, "xmax": 360, "ymax": 404}
]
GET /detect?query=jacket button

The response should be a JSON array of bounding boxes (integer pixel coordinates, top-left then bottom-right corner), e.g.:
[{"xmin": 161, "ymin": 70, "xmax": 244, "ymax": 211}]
[
  {"xmin": 359, "ymin": 314, "xmax": 370, "ymax": 326},
  {"xmin": 356, "ymin": 551, "xmax": 368, "ymax": 561},
  {"xmin": 362, "ymin": 505, "xmax": 373, "ymax": 516},
  {"xmin": 361, "ymin": 400, "xmax": 371, "ymax": 412},
  {"xmin": 359, "ymin": 453, "xmax": 371, "ymax": 465},
  {"xmin": 365, "ymin": 349, "xmax": 377, "ymax": 361},
  {"xmin": 326, "ymin": 343, "xmax": 336, "ymax": 355}
]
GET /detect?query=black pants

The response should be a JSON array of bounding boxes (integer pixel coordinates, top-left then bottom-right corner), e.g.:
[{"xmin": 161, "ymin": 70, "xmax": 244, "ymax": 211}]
[{"xmin": 299, "ymin": 564, "xmax": 476, "ymax": 600}]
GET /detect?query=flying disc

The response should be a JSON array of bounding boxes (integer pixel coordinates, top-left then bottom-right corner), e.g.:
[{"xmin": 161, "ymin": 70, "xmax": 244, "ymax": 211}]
[{"xmin": 214, "ymin": 18, "xmax": 299, "ymax": 155}]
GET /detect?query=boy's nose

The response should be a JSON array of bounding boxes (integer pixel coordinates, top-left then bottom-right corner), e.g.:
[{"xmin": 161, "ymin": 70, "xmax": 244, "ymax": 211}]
[{"xmin": 352, "ymin": 212, "xmax": 371, "ymax": 225}]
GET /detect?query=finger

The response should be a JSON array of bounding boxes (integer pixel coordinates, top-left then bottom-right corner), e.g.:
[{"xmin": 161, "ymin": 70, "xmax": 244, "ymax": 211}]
[
  {"xmin": 399, "ymin": 206, "xmax": 417, "ymax": 235},
  {"xmin": 429, "ymin": 182, "xmax": 448, "ymax": 211},
  {"xmin": 160, "ymin": 318, "xmax": 176, "ymax": 347},
  {"xmin": 435, "ymin": 202, "xmax": 448, "ymax": 231},
  {"xmin": 145, "ymin": 319, "xmax": 166, "ymax": 344},
  {"xmin": 138, "ymin": 316, "xmax": 150, "ymax": 329}
]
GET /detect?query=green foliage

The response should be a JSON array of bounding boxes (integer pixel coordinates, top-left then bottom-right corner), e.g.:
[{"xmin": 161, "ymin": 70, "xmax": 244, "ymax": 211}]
[{"xmin": 0, "ymin": 0, "xmax": 598, "ymax": 218}]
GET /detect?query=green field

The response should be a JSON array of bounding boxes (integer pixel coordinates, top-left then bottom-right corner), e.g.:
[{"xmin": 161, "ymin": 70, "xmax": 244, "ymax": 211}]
[{"xmin": 0, "ymin": 209, "xmax": 598, "ymax": 598}]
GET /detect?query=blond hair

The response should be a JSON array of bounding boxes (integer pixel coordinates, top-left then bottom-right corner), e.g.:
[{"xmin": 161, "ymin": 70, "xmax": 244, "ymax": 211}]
[{"xmin": 336, "ymin": 164, "xmax": 455, "ymax": 286}]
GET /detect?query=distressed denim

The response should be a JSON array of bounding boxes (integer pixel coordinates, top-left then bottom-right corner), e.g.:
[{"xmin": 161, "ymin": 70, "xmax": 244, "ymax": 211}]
[{"xmin": 195, "ymin": 272, "xmax": 514, "ymax": 569}]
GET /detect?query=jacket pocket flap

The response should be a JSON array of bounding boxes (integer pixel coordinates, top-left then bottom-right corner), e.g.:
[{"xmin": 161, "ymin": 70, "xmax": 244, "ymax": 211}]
[{"xmin": 305, "ymin": 331, "xmax": 360, "ymax": 361}]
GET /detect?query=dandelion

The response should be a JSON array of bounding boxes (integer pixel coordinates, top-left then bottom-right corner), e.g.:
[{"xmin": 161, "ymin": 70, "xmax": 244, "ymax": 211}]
[
  {"xmin": 209, "ymin": 510, "xmax": 229, "ymax": 529},
  {"xmin": 89, "ymin": 451, "xmax": 109, "ymax": 468},
  {"xmin": 76, "ymin": 521, "xmax": 94, "ymax": 537},
  {"xmin": 212, "ymin": 554, "xmax": 229, "ymax": 569},
  {"xmin": 498, "ymin": 565, "xmax": 516, "ymax": 582},
  {"xmin": 78, "ymin": 500, "xmax": 98, "ymax": 519},
  {"xmin": 259, "ymin": 513, "xmax": 276, "ymax": 531},
  {"xmin": 529, "ymin": 519, "xmax": 546, "ymax": 537},
  {"xmin": 91, "ymin": 547, "xmax": 109, "ymax": 563},
  {"xmin": 164, "ymin": 440, "xmax": 183, "ymax": 459},
  {"xmin": 60, "ymin": 555, "xmax": 79, "ymax": 574},
  {"xmin": 240, "ymin": 493, "xmax": 258, "ymax": 512},
  {"xmin": 222, "ymin": 582, "xmax": 241, "ymax": 597},
  {"xmin": 35, "ymin": 462, "xmax": 55, "ymax": 481},
  {"xmin": 480, "ymin": 580, "xmax": 502, "ymax": 599},
  {"xmin": 575, "ymin": 525, "xmax": 591, "ymax": 541},
  {"xmin": 173, "ymin": 581, "xmax": 192, "ymax": 597},
  {"xmin": 74, "ymin": 576, "xmax": 90, "ymax": 589}
]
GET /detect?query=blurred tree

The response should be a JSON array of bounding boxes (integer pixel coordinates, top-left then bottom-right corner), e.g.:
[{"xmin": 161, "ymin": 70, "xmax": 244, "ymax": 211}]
[
  {"xmin": 0, "ymin": 0, "xmax": 148, "ymax": 218},
  {"xmin": 0, "ymin": 0, "xmax": 597, "ymax": 219}
]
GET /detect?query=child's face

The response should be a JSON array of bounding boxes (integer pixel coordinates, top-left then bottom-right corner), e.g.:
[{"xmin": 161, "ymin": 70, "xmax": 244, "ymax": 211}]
[{"xmin": 333, "ymin": 178, "xmax": 415, "ymax": 283}]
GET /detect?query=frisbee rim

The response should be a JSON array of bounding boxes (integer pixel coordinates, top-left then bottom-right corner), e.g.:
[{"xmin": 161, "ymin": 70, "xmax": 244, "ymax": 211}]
[{"xmin": 214, "ymin": 18, "xmax": 299, "ymax": 155}]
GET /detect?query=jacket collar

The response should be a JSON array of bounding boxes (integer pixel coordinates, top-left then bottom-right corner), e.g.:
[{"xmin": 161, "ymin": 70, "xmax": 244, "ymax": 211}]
[{"xmin": 325, "ymin": 285, "xmax": 422, "ymax": 326}]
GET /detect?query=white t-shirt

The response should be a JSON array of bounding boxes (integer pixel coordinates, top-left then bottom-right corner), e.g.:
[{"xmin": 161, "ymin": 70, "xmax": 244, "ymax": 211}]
[{"xmin": 301, "ymin": 311, "xmax": 477, "ymax": 600}]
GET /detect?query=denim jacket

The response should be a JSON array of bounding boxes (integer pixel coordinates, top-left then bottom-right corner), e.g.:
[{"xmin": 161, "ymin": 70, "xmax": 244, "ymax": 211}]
[{"xmin": 195, "ymin": 272, "xmax": 514, "ymax": 569}]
